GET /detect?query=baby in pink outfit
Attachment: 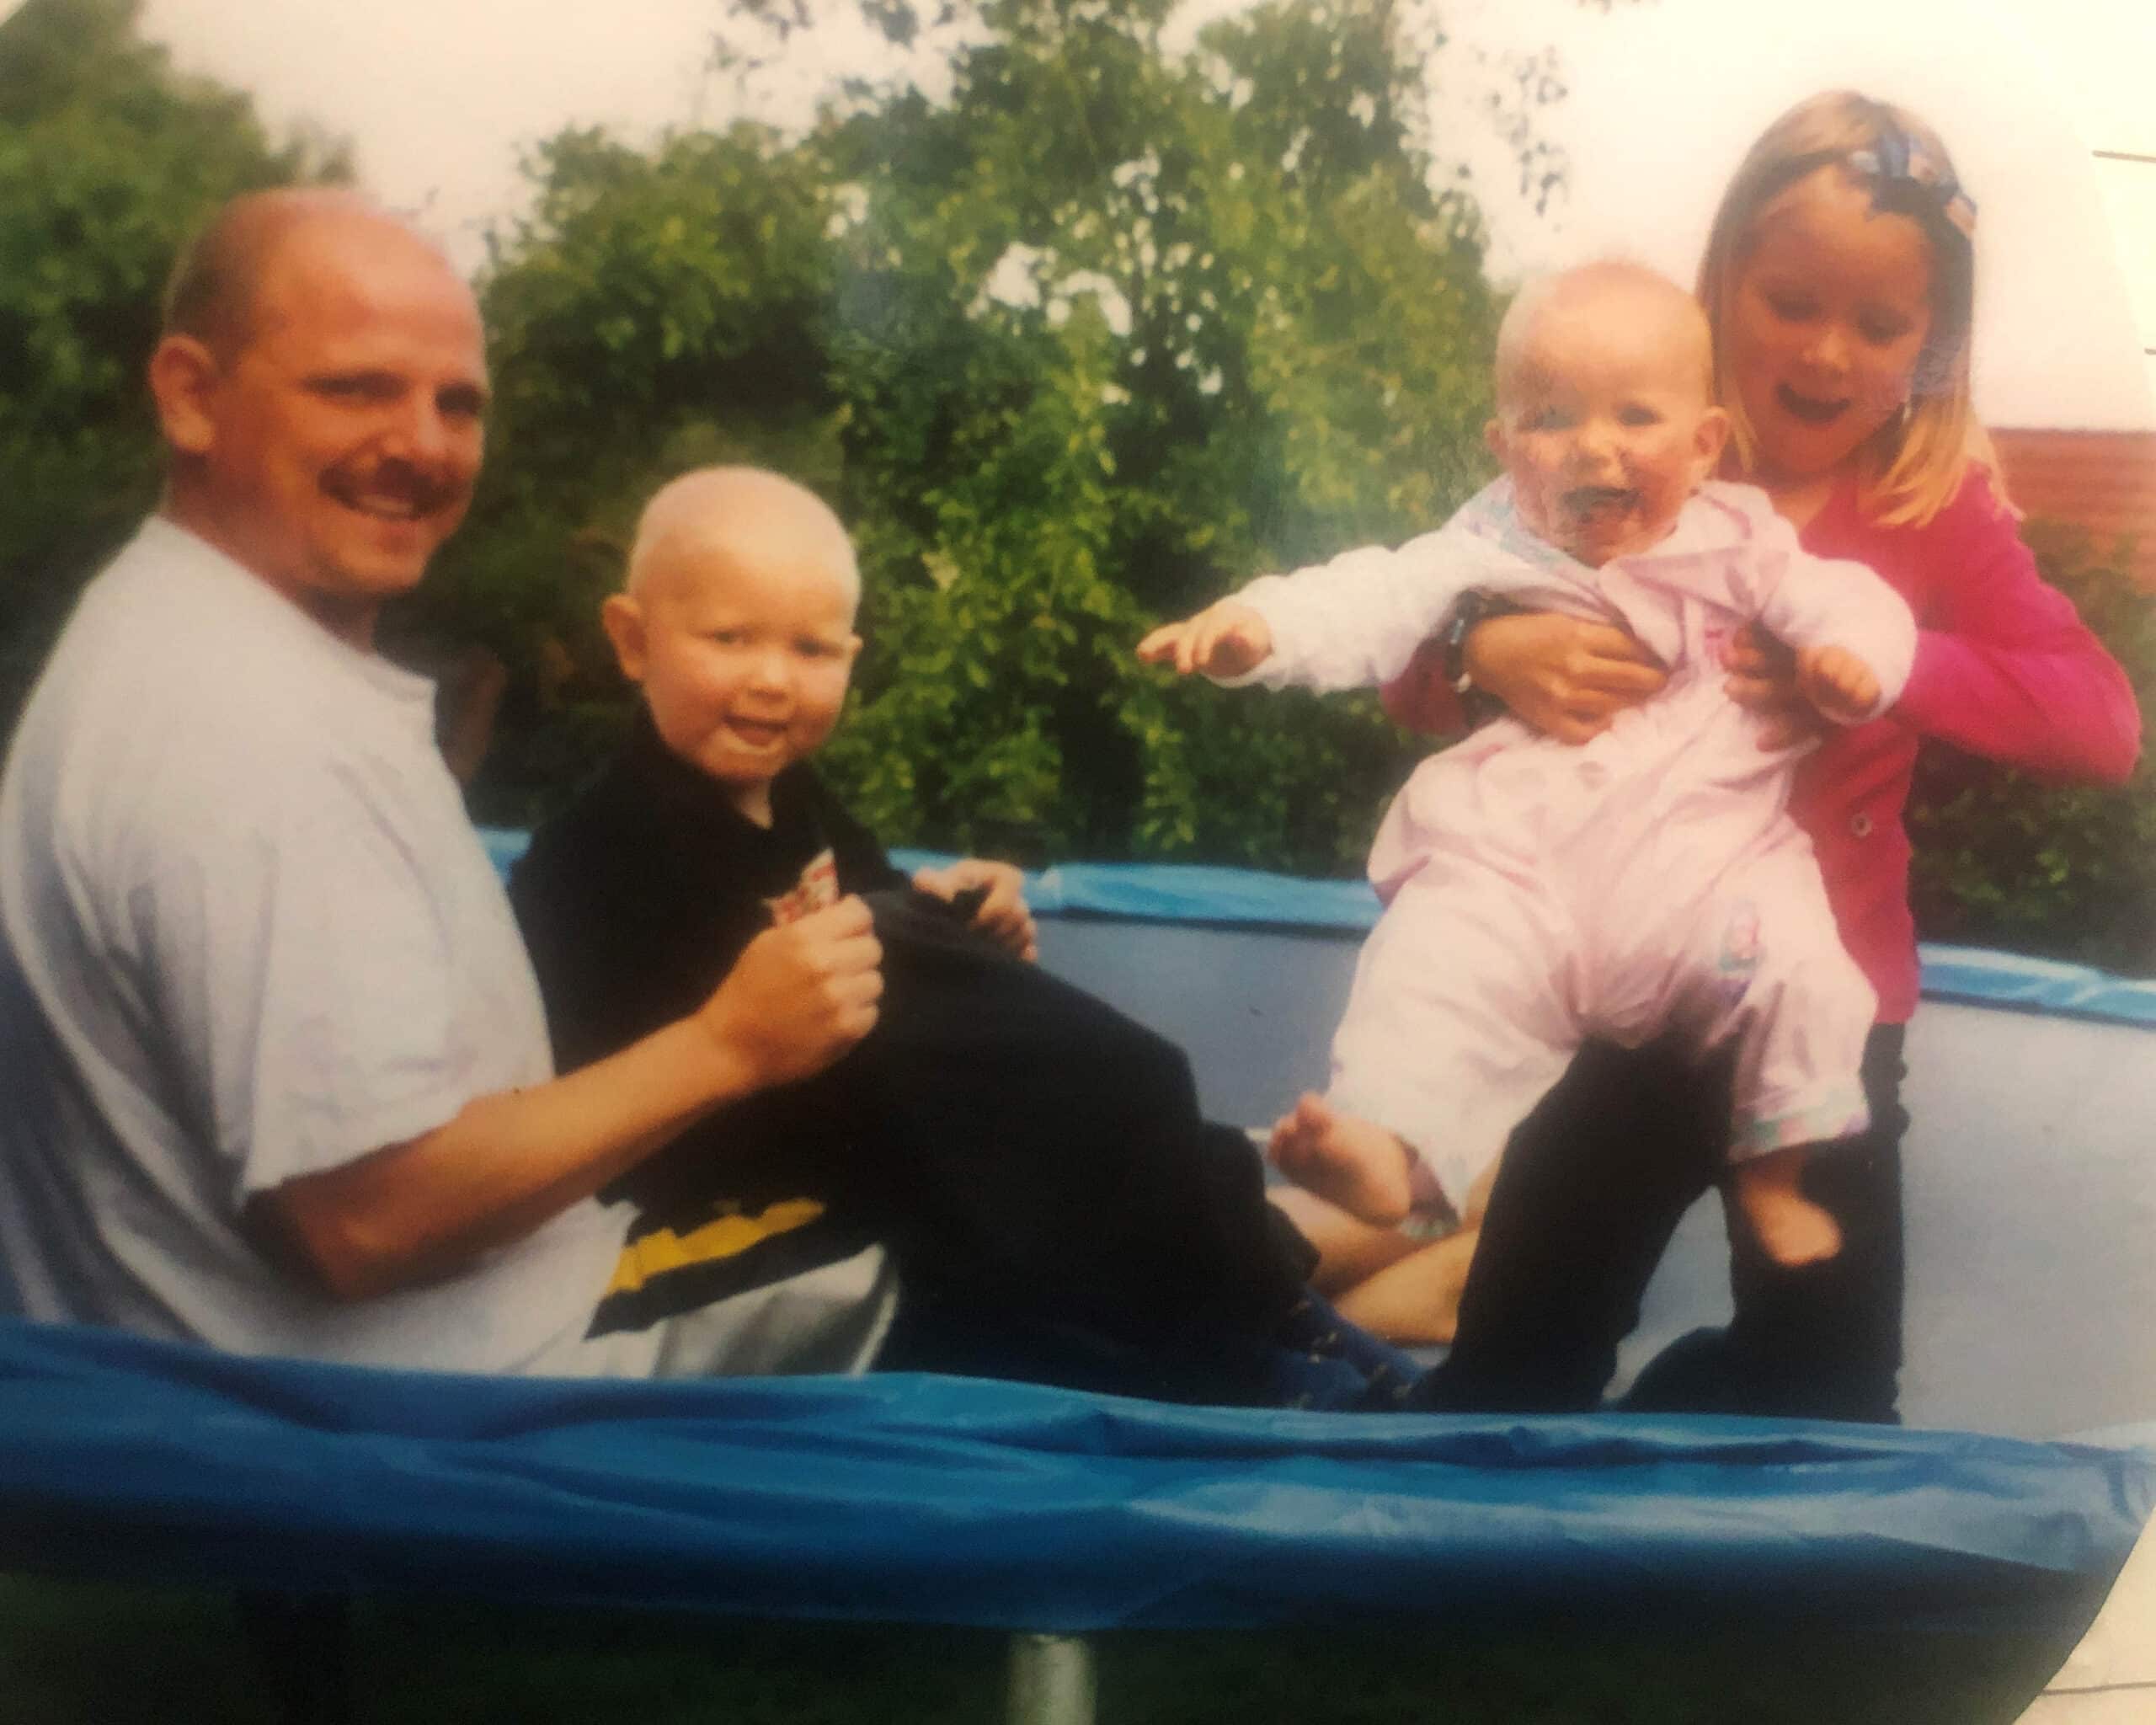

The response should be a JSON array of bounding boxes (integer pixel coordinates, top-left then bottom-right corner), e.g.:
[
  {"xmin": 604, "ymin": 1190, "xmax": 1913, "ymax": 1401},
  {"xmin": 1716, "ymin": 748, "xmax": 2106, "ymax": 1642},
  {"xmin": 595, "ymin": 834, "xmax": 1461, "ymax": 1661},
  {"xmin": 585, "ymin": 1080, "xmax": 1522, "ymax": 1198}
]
[{"xmin": 1141, "ymin": 261, "xmax": 1916, "ymax": 1286}]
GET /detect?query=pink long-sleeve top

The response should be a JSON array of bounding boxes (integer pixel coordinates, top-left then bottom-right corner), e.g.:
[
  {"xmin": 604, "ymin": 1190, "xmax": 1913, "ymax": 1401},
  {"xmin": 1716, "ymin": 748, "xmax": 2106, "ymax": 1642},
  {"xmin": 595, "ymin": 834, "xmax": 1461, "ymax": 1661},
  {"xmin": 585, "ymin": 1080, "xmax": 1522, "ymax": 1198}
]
[
  {"xmin": 1788, "ymin": 467, "xmax": 2137, "ymax": 1020},
  {"xmin": 1382, "ymin": 466, "xmax": 2141, "ymax": 1023}
]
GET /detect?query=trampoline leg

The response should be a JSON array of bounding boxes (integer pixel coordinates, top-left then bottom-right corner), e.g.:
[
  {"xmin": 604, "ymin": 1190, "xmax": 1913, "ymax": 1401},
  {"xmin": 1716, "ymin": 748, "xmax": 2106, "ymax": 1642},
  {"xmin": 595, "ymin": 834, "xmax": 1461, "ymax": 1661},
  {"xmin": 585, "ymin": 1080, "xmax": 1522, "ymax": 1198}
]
[{"xmin": 1007, "ymin": 1631, "xmax": 1097, "ymax": 1725}]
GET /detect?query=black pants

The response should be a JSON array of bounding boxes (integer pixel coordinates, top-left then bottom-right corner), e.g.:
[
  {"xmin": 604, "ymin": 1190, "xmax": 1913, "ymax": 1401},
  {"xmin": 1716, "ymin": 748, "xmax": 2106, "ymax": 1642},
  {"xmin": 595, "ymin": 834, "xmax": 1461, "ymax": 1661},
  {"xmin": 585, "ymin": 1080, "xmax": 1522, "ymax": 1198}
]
[
  {"xmin": 1415, "ymin": 1024, "xmax": 1908, "ymax": 1423},
  {"xmin": 601, "ymin": 889, "xmax": 1315, "ymax": 1356}
]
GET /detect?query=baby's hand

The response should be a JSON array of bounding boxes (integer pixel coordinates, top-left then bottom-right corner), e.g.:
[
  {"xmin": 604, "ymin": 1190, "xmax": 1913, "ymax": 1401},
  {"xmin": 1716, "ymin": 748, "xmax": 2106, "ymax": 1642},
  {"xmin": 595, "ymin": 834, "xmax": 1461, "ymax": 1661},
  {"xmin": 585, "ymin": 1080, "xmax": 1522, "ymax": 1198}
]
[
  {"xmin": 913, "ymin": 858, "xmax": 1038, "ymax": 961},
  {"xmin": 1795, "ymin": 644, "xmax": 1880, "ymax": 727},
  {"xmin": 1136, "ymin": 601, "xmax": 1273, "ymax": 680}
]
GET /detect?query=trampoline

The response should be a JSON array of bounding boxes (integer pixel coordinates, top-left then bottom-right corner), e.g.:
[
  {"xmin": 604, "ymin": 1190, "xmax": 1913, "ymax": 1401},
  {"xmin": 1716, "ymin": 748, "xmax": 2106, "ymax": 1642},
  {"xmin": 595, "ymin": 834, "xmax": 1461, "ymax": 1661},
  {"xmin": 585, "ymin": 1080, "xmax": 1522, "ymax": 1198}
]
[{"xmin": 3, "ymin": 852, "xmax": 2154, "ymax": 1718}]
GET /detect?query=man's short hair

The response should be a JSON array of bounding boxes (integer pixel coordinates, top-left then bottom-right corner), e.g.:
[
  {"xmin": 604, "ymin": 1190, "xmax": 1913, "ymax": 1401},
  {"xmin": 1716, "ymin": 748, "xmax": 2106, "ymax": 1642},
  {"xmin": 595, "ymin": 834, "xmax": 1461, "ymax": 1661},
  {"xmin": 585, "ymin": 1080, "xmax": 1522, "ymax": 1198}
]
[{"xmin": 160, "ymin": 186, "xmax": 395, "ymax": 360}]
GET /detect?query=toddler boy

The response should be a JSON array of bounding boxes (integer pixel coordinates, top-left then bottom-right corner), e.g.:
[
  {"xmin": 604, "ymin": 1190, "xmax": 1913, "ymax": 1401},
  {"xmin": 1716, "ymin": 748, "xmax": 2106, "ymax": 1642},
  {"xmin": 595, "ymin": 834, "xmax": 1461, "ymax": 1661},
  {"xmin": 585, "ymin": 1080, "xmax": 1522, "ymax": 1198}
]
[{"xmin": 512, "ymin": 467, "xmax": 1411, "ymax": 1404}]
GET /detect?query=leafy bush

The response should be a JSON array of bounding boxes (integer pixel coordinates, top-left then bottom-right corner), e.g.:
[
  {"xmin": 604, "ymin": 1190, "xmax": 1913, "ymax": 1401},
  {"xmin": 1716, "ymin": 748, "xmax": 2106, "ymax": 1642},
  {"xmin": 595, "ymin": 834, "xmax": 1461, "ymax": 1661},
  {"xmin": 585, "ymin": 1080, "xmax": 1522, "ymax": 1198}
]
[{"xmin": 0, "ymin": 0, "xmax": 347, "ymax": 730}]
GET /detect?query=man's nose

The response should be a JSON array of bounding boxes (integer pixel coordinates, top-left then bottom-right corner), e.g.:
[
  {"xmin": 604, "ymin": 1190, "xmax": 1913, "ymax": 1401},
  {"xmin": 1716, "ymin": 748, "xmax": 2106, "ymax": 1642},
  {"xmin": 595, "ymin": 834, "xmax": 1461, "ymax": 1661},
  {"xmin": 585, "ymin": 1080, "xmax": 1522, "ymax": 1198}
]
[{"xmin": 382, "ymin": 397, "xmax": 456, "ymax": 466}]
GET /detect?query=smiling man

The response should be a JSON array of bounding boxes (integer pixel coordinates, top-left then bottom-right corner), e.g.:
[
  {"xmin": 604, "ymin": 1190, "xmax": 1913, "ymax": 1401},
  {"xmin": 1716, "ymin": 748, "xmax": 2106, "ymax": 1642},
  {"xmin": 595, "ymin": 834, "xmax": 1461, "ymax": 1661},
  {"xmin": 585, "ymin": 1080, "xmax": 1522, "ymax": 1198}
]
[
  {"xmin": 152, "ymin": 192, "xmax": 491, "ymax": 644},
  {"xmin": 0, "ymin": 190, "xmax": 894, "ymax": 1375}
]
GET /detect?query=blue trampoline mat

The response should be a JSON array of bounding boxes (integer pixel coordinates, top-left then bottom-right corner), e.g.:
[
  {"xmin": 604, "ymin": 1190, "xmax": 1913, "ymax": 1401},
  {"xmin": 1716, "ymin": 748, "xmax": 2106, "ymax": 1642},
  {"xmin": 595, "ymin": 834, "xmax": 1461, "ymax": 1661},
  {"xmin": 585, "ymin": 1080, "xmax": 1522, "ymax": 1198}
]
[
  {"xmin": 2, "ymin": 1319, "xmax": 2149, "ymax": 1632},
  {"xmin": 8, "ymin": 851, "xmax": 2155, "ymax": 1631}
]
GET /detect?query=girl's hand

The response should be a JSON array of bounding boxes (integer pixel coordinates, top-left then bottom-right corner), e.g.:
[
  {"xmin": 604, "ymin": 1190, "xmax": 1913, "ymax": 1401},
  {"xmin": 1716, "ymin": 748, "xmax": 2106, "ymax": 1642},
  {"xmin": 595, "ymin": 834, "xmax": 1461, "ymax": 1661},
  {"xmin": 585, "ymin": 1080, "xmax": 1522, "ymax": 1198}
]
[
  {"xmin": 1722, "ymin": 625, "xmax": 1822, "ymax": 750},
  {"xmin": 1137, "ymin": 601, "xmax": 1273, "ymax": 679},
  {"xmin": 1463, "ymin": 611, "xmax": 1666, "ymax": 745},
  {"xmin": 913, "ymin": 858, "xmax": 1038, "ymax": 961},
  {"xmin": 1796, "ymin": 644, "xmax": 1881, "ymax": 728}
]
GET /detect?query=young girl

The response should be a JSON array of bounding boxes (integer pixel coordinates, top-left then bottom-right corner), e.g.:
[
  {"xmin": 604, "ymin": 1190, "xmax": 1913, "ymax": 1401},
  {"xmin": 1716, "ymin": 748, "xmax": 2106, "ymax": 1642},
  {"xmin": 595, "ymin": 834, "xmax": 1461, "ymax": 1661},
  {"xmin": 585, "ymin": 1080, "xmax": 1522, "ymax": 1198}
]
[{"xmin": 1329, "ymin": 90, "xmax": 2138, "ymax": 1419}]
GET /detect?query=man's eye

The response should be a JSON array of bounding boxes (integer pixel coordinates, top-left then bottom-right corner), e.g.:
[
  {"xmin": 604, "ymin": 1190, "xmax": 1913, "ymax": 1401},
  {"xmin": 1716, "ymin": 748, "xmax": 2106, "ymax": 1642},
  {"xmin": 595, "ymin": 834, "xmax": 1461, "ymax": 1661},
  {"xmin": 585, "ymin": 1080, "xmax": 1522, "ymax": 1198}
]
[
  {"xmin": 1765, "ymin": 293, "xmax": 1816, "ymax": 323},
  {"xmin": 1859, "ymin": 314, "xmax": 1913, "ymax": 346},
  {"xmin": 312, "ymin": 374, "xmax": 398, "ymax": 403},
  {"xmin": 1618, "ymin": 405, "xmax": 1661, "ymax": 427}
]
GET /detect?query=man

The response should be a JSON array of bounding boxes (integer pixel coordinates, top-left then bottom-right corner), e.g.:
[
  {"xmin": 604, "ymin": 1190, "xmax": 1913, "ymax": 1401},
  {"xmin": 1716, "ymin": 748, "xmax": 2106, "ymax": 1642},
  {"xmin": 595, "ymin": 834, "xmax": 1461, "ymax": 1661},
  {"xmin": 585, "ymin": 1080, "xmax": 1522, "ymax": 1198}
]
[{"xmin": 0, "ymin": 190, "xmax": 891, "ymax": 1375}]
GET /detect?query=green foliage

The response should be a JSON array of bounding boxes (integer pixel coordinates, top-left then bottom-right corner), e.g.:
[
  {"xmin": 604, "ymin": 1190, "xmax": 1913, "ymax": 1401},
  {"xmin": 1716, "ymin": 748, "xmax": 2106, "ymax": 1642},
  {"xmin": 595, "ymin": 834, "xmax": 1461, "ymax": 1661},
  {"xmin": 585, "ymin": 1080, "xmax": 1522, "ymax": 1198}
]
[
  {"xmin": 0, "ymin": 0, "xmax": 346, "ymax": 725},
  {"xmin": 401, "ymin": 123, "xmax": 851, "ymax": 751},
  {"xmin": 448, "ymin": 0, "xmax": 1498, "ymax": 868},
  {"xmin": 1906, "ymin": 528, "xmax": 2156, "ymax": 975},
  {"xmin": 11, "ymin": 0, "xmax": 2145, "ymax": 971}
]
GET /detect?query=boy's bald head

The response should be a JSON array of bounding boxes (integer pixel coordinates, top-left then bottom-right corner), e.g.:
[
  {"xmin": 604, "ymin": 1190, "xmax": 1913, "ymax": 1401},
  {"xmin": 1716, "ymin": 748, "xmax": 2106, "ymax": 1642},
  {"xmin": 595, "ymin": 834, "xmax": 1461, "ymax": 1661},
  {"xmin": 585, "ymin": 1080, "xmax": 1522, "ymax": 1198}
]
[
  {"xmin": 625, "ymin": 467, "xmax": 860, "ymax": 611},
  {"xmin": 605, "ymin": 467, "xmax": 862, "ymax": 825},
  {"xmin": 1493, "ymin": 260, "xmax": 1715, "ymax": 414}
]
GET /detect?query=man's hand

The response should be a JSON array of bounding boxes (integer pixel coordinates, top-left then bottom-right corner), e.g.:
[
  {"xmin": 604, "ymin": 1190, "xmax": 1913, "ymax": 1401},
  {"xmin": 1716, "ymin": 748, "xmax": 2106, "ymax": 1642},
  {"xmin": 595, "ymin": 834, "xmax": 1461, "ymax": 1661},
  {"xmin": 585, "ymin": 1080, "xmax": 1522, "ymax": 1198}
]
[
  {"xmin": 697, "ymin": 896, "xmax": 883, "ymax": 1088},
  {"xmin": 1723, "ymin": 625, "xmax": 1822, "ymax": 750},
  {"xmin": 1136, "ymin": 601, "xmax": 1273, "ymax": 680},
  {"xmin": 1462, "ymin": 611, "xmax": 1666, "ymax": 745},
  {"xmin": 915, "ymin": 857, "xmax": 1038, "ymax": 960},
  {"xmin": 1796, "ymin": 644, "xmax": 1881, "ymax": 728}
]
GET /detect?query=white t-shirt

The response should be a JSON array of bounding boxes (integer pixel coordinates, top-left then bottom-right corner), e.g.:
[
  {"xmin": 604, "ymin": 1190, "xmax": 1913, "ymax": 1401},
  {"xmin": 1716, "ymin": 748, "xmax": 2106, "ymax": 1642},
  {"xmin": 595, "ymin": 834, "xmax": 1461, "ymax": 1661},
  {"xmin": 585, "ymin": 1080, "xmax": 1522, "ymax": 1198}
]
[{"xmin": 0, "ymin": 518, "xmax": 628, "ymax": 1371}]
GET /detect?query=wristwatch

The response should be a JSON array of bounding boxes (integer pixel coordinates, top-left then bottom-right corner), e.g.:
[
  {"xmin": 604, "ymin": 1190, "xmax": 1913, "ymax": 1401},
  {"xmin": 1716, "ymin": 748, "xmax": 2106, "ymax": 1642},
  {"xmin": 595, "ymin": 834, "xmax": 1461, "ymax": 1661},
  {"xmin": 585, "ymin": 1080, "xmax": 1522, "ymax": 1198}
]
[{"xmin": 1440, "ymin": 590, "xmax": 1513, "ymax": 726}]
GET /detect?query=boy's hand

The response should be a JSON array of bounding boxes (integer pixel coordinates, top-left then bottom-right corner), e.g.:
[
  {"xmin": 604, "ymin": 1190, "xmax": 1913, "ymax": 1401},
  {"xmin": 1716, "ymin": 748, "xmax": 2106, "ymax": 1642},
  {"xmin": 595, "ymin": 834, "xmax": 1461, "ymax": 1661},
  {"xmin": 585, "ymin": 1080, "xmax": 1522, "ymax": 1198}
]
[
  {"xmin": 698, "ymin": 896, "xmax": 883, "ymax": 1087},
  {"xmin": 1795, "ymin": 644, "xmax": 1879, "ymax": 728},
  {"xmin": 1136, "ymin": 601, "xmax": 1273, "ymax": 679},
  {"xmin": 914, "ymin": 858, "xmax": 1038, "ymax": 960},
  {"xmin": 1724, "ymin": 624, "xmax": 1821, "ymax": 750}
]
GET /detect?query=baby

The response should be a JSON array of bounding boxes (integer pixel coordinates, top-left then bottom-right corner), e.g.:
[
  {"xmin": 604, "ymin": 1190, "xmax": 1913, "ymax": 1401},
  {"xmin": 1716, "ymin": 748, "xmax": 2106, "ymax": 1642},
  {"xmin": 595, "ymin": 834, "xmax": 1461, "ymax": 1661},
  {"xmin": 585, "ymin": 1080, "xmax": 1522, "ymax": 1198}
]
[{"xmin": 1140, "ymin": 260, "xmax": 1918, "ymax": 1306}]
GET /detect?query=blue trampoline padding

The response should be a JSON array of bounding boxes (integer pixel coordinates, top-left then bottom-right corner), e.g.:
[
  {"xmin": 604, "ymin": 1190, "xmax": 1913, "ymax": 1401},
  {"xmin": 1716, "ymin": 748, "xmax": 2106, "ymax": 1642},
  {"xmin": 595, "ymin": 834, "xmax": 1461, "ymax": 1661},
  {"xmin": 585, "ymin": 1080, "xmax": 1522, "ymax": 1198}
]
[
  {"xmin": 478, "ymin": 830, "xmax": 2156, "ymax": 1028},
  {"xmin": 1, "ymin": 1321, "xmax": 2150, "ymax": 1632}
]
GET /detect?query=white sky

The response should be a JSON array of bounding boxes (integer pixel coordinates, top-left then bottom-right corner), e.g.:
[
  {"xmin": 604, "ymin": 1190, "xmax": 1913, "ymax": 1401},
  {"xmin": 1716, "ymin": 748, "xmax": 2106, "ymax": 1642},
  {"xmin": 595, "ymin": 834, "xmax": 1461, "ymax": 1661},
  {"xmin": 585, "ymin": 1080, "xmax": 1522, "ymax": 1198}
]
[{"xmin": 37, "ymin": 0, "xmax": 2156, "ymax": 428}]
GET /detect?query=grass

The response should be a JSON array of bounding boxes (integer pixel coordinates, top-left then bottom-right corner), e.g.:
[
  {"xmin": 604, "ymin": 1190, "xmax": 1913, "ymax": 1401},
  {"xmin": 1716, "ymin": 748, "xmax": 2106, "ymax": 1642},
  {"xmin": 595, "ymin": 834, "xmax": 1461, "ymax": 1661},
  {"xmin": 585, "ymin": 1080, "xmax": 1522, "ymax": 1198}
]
[{"xmin": 0, "ymin": 1573, "xmax": 2084, "ymax": 1724}]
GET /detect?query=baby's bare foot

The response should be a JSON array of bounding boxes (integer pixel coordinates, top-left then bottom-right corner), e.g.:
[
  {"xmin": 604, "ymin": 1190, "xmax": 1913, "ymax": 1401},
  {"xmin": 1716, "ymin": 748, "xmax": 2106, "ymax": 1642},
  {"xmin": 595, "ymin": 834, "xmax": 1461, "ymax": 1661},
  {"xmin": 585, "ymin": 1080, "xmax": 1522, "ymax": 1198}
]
[
  {"xmin": 1267, "ymin": 1093, "xmax": 1416, "ymax": 1227},
  {"xmin": 1732, "ymin": 1151, "xmax": 1844, "ymax": 1268}
]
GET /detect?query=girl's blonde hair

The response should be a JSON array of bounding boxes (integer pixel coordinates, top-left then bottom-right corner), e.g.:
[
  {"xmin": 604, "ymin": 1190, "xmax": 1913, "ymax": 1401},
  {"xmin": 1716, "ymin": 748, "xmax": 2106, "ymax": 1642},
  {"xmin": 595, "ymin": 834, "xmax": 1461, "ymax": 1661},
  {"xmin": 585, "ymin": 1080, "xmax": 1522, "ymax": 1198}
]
[{"xmin": 1698, "ymin": 91, "xmax": 1988, "ymax": 526}]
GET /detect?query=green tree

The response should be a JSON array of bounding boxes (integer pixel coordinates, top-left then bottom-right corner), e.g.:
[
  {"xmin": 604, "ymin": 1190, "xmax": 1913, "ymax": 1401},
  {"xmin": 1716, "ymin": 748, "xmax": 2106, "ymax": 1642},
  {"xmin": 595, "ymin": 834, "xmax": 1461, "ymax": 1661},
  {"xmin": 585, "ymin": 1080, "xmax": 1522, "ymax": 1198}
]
[
  {"xmin": 0, "ymin": 0, "xmax": 347, "ymax": 726},
  {"xmin": 455, "ymin": 0, "xmax": 1506, "ymax": 870},
  {"xmin": 403, "ymin": 121, "xmax": 859, "ymax": 810}
]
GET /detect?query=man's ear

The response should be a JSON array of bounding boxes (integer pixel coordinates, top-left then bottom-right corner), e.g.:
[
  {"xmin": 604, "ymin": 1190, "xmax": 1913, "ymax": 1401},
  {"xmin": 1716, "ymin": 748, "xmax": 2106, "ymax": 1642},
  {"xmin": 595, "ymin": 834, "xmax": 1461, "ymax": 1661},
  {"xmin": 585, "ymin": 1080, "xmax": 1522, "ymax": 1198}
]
[
  {"xmin": 1483, "ymin": 417, "xmax": 1508, "ymax": 464},
  {"xmin": 1694, "ymin": 404, "xmax": 1732, "ymax": 475},
  {"xmin": 600, "ymin": 593, "xmax": 649, "ymax": 684},
  {"xmin": 147, "ymin": 336, "xmax": 221, "ymax": 457}
]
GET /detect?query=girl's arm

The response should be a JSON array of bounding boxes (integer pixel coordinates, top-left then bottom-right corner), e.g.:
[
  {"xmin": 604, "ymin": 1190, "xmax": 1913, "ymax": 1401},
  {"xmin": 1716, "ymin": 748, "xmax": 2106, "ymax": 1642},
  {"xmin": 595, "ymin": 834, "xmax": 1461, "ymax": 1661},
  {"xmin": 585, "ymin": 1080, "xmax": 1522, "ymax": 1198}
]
[
  {"xmin": 1380, "ymin": 611, "xmax": 1668, "ymax": 745},
  {"xmin": 1894, "ymin": 477, "xmax": 2140, "ymax": 783}
]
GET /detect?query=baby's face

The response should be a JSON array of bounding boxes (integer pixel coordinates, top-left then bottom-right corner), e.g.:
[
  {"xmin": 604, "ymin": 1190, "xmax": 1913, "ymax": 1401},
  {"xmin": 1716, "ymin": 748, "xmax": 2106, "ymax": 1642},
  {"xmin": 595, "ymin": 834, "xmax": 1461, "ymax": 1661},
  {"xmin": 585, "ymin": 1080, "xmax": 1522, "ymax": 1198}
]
[
  {"xmin": 1488, "ymin": 293, "xmax": 1727, "ymax": 567},
  {"xmin": 619, "ymin": 540, "xmax": 860, "ymax": 817}
]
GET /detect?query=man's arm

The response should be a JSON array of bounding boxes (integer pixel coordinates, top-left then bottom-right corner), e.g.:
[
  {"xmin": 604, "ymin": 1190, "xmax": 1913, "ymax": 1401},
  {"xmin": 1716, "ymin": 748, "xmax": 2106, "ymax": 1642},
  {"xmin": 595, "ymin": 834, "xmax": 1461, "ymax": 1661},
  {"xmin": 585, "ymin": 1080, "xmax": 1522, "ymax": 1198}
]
[{"xmin": 249, "ymin": 898, "xmax": 882, "ymax": 1302}]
